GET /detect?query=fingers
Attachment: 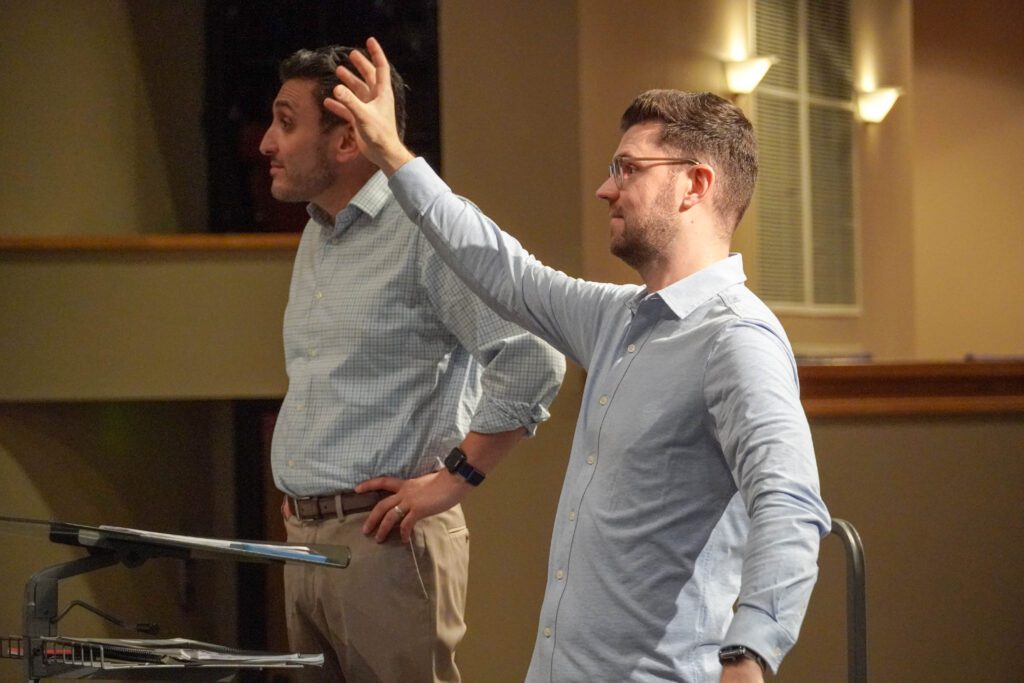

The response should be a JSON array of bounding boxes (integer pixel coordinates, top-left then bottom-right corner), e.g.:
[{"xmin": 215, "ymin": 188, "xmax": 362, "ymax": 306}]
[
  {"xmin": 335, "ymin": 37, "xmax": 389, "ymax": 101},
  {"xmin": 334, "ymin": 63, "xmax": 370, "ymax": 100},
  {"xmin": 350, "ymin": 37, "xmax": 391, "ymax": 96},
  {"xmin": 366, "ymin": 37, "xmax": 393, "ymax": 98},
  {"xmin": 362, "ymin": 496, "xmax": 397, "ymax": 538},
  {"xmin": 356, "ymin": 475, "xmax": 410, "ymax": 541},
  {"xmin": 324, "ymin": 86, "xmax": 357, "ymax": 125},
  {"xmin": 363, "ymin": 496, "xmax": 415, "ymax": 543},
  {"xmin": 346, "ymin": 49, "xmax": 377, "ymax": 92}
]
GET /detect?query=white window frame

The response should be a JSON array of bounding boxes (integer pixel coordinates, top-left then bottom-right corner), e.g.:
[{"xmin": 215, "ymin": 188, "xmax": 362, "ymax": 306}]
[{"xmin": 752, "ymin": 0, "xmax": 862, "ymax": 317}]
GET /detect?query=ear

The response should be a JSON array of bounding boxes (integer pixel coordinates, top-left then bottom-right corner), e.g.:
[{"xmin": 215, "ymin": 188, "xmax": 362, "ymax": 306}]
[
  {"xmin": 330, "ymin": 123, "xmax": 361, "ymax": 163},
  {"xmin": 679, "ymin": 164, "xmax": 715, "ymax": 211}
]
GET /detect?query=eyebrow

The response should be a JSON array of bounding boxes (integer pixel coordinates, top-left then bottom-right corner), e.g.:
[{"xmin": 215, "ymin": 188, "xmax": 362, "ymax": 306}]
[{"xmin": 272, "ymin": 100, "xmax": 297, "ymax": 113}]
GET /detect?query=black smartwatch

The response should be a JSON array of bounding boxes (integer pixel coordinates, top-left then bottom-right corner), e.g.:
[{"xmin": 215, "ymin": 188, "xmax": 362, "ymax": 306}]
[
  {"xmin": 443, "ymin": 446, "xmax": 486, "ymax": 486},
  {"xmin": 718, "ymin": 645, "xmax": 766, "ymax": 672}
]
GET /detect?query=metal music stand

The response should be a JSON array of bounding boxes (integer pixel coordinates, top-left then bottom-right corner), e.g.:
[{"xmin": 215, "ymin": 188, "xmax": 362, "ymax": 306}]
[{"xmin": 1, "ymin": 516, "xmax": 349, "ymax": 682}]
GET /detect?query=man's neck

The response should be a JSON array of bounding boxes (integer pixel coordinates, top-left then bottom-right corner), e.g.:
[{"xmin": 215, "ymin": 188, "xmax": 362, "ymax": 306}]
[
  {"xmin": 637, "ymin": 241, "xmax": 730, "ymax": 293},
  {"xmin": 312, "ymin": 161, "xmax": 377, "ymax": 221}
]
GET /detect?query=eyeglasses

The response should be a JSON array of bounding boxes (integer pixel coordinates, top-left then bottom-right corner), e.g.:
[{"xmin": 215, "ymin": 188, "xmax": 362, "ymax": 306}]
[{"xmin": 608, "ymin": 156, "xmax": 703, "ymax": 189}]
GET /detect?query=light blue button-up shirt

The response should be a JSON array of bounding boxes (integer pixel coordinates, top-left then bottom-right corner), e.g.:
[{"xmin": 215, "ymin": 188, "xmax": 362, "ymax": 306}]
[
  {"xmin": 391, "ymin": 158, "xmax": 831, "ymax": 682},
  {"xmin": 271, "ymin": 170, "xmax": 565, "ymax": 496}
]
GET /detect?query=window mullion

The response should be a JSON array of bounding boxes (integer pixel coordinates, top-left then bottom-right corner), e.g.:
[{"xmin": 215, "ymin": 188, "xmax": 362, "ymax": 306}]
[{"xmin": 797, "ymin": 0, "xmax": 814, "ymax": 306}]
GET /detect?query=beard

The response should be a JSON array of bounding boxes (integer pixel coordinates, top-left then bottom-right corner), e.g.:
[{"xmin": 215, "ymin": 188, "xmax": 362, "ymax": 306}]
[
  {"xmin": 610, "ymin": 180, "xmax": 679, "ymax": 271},
  {"xmin": 270, "ymin": 138, "xmax": 336, "ymax": 203}
]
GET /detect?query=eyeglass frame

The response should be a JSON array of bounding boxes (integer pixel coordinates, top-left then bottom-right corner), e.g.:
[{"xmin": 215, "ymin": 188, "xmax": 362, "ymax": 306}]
[{"xmin": 608, "ymin": 155, "xmax": 704, "ymax": 189}]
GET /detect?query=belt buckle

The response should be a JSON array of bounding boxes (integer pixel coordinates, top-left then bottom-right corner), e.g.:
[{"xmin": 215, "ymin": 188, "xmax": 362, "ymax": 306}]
[{"xmin": 291, "ymin": 496, "xmax": 315, "ymax": 522}]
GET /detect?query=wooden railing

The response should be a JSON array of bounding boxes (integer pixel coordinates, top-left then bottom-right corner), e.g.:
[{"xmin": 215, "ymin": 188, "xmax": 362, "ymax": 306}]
[
  {"xmin": 799, "ymin": 361, "xmax": 1024, "ymax": 417},
  {"xmin": 0, "ymin": 234, "xmax": 300, "ymax": 253}
]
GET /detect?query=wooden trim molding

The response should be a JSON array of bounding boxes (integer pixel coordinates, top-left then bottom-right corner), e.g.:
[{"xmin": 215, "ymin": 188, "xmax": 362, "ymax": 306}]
[
  {"xmin": 799, "ymin": 361, "xmax": 1024, "ymax": 417},
  {"xmin": 0, "ymin": 233, "xmax": 300, "ymax": 253}
]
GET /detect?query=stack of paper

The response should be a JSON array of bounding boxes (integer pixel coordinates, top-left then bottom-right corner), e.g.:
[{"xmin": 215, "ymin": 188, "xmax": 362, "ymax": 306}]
[{"xmin": 44, "ymin": 636, "xmax": 324, "ymax": 670}]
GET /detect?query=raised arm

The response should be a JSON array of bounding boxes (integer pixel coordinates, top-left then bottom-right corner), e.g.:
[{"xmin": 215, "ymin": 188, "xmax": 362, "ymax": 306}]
[{"xmin": 326, "ymin": 38, "xmax": 623, "ymax": 370}]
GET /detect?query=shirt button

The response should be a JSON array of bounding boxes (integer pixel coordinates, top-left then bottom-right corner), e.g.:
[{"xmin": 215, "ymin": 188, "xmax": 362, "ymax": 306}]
[
  {"xmin": 586, "ymin": 455, "xmax": 595, "ymax": 465},
  {"xmin": 287, "ymin": 459, "xmax": 295, "ymax": 468},
  {"xmin": 555, "ymin": 569, "xmax": 564, "ymax": 580},
  {"xmin": 568, "ymin": 510, "xmax": 576, "ymax": 521},
  {"xmin": 315, "ymin": 290, "xmax": 323, "ymax": 300},
  {"xmin": 296, "ymin": 402, "xmax": 305, "ymax": 411},
  {"xmin": 627, "ymin": 343, "xmax": 636, "ymax": 353},
  {"xmin": 543, "ymin": 627, "xmax": 552, "ymax": 638},
  {"xmin": 598, "ymin": 395, "xmax": 609, "ymax": 406},
  {"xmin": 309, "ymin": 349, "xmax": 318, "ymax": 358}
]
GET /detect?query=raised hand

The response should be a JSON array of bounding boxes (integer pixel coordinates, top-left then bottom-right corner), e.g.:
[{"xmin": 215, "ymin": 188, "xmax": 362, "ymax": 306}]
[{"xmin": 324, "ymin": 37, "xmax": 415, "ymax": 175}]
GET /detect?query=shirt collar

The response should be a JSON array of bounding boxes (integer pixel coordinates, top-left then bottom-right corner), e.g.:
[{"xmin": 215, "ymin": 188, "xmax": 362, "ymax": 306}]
[
  {"xmin": 627, "ymin": 254, "xmax": 747, "ymax": 319},
  {"xmin": 307, "ymin": 170, "xmax": 391, "ymax": 236}
]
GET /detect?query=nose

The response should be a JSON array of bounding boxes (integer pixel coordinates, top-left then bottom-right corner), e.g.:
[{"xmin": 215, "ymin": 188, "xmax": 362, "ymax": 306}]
[
  {"xmin": 596, "ymin": 175, "xmax": 618, "ymax": 201},
  {"xmin": 259, "ymin": 127, "xmax": 275, "ymax": 157}
]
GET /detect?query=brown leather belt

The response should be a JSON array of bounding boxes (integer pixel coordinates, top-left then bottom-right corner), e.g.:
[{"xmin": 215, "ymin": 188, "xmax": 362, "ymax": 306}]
[{"xmin": 290, "ymin": 491, "xmax": 386, "ymax": 521}]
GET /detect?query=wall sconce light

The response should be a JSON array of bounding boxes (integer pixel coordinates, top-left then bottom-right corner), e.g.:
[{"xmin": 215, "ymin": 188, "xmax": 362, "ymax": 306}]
[
  {"xmin": 856, "ymin": 87, "xmax": 902, "ymax": 123},
  {"xmin": 724, "ymin": 56, "xmax": 777, "ymax": 95}
]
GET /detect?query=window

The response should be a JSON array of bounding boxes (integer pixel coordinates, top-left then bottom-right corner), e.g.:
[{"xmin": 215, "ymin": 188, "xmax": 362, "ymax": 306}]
[{"xmin": 754, "ymin": 0, "xmax": 857, "ymax": 310}]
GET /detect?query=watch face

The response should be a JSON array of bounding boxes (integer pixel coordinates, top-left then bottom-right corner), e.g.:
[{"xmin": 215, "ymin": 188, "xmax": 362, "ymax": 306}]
[{"xmin": 445, "ymin": 447, "xmax": 466, "ymax": 472}]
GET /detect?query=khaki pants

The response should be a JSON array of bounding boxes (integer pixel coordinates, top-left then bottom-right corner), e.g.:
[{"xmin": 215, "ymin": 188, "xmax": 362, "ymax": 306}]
[{"xmin": 283, "ymin": 503, "xmax": 470, "ymax": 682}]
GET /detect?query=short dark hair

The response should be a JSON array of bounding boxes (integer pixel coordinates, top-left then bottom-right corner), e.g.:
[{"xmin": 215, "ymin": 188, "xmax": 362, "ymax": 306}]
[
  {"xmin": 620, "ymin": 90, "xmax": 757, "ymax": 230},
  {"xmin": 278, "ymin": 45, "xmax": 408, "ymax": 139}
]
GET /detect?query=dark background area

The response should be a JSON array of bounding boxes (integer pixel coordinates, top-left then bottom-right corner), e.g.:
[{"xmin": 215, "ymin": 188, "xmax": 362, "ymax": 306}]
[{"xmin": 204, "ymin": 0, "xmax": 440, "ymax": 233}]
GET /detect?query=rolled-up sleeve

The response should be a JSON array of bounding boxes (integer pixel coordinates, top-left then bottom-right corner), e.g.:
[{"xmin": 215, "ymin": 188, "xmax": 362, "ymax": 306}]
[{"xmin": 417, "ymin": 215, "xmax": 565, "ymax": 436}]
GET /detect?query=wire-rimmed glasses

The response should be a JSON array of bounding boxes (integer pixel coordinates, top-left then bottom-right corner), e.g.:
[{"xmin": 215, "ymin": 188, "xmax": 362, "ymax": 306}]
[{"xmin": 608, "ymin": 156, "xmax": 703, "ymax": 189}]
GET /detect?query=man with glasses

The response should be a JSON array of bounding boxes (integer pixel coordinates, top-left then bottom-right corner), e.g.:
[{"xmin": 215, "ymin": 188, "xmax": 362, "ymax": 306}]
[
  {"xmin": 260, "ymin": 45, "xmax": 565, "ymax": 682},
  {"xmin": 332, "ymin": 39, "xmax": 830, "ymax": 683}
]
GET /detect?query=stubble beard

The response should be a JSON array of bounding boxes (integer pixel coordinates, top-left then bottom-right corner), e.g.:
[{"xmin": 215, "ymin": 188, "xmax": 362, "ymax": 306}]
[
  {"xmin": 610, "ymin": 180, "xmax": 679, "ymax": 271},
  {"xmin": 270, "ymin": 138, "xmax": 336, "ymax": 203}
]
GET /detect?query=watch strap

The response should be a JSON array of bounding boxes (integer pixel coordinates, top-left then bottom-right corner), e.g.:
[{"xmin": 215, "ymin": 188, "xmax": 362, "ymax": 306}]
[
  {"xmin": 444, "ymin": 447, "xmax": 486, "ymax": 486},
  {"xmin": 718, "ymin": 645, "xmax": 766, "ymax": 672}
]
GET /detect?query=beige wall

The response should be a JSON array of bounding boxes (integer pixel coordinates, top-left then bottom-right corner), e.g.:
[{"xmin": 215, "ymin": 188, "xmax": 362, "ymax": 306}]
[
  {"xmin": 0, "ymin": 0, "xmax": 206, "ymax": 236},
  {"xmin": 438, "ymin": 2, "xmax": 584, "ymax": 675},
  {"xmin": 0, "ymin": 249, "xmax": 292, "ymax": 401},
  {"xmin": 791, "ymin": 414, "xmax": 1024, "ymax": 681},
  {"xmin": 912, "ymin": 0, "xmax": 1024, "ymax": 359}
]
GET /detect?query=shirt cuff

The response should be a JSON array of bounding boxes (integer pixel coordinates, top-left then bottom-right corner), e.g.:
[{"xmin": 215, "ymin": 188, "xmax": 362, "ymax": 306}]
[
  {"xmin": 390, "ymin": 157, "xmax": 449, "ymax": 219},
  {"xmin": 721, "ymin": 606, "xmax": 798, "ymax": 674},
  {"xmin": 469, "ymin": 396, "xmax": 552, "ymax": 437}
]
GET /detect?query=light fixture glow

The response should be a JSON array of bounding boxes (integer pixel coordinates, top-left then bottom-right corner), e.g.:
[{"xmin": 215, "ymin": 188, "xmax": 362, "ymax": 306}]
[
  {"xmin": 724, "ymin": 56, "xmax": 777, "ymax": 95},
  {"xmin": 856, "ymin": 87, "xmax": 902, "ymax": 123}
]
